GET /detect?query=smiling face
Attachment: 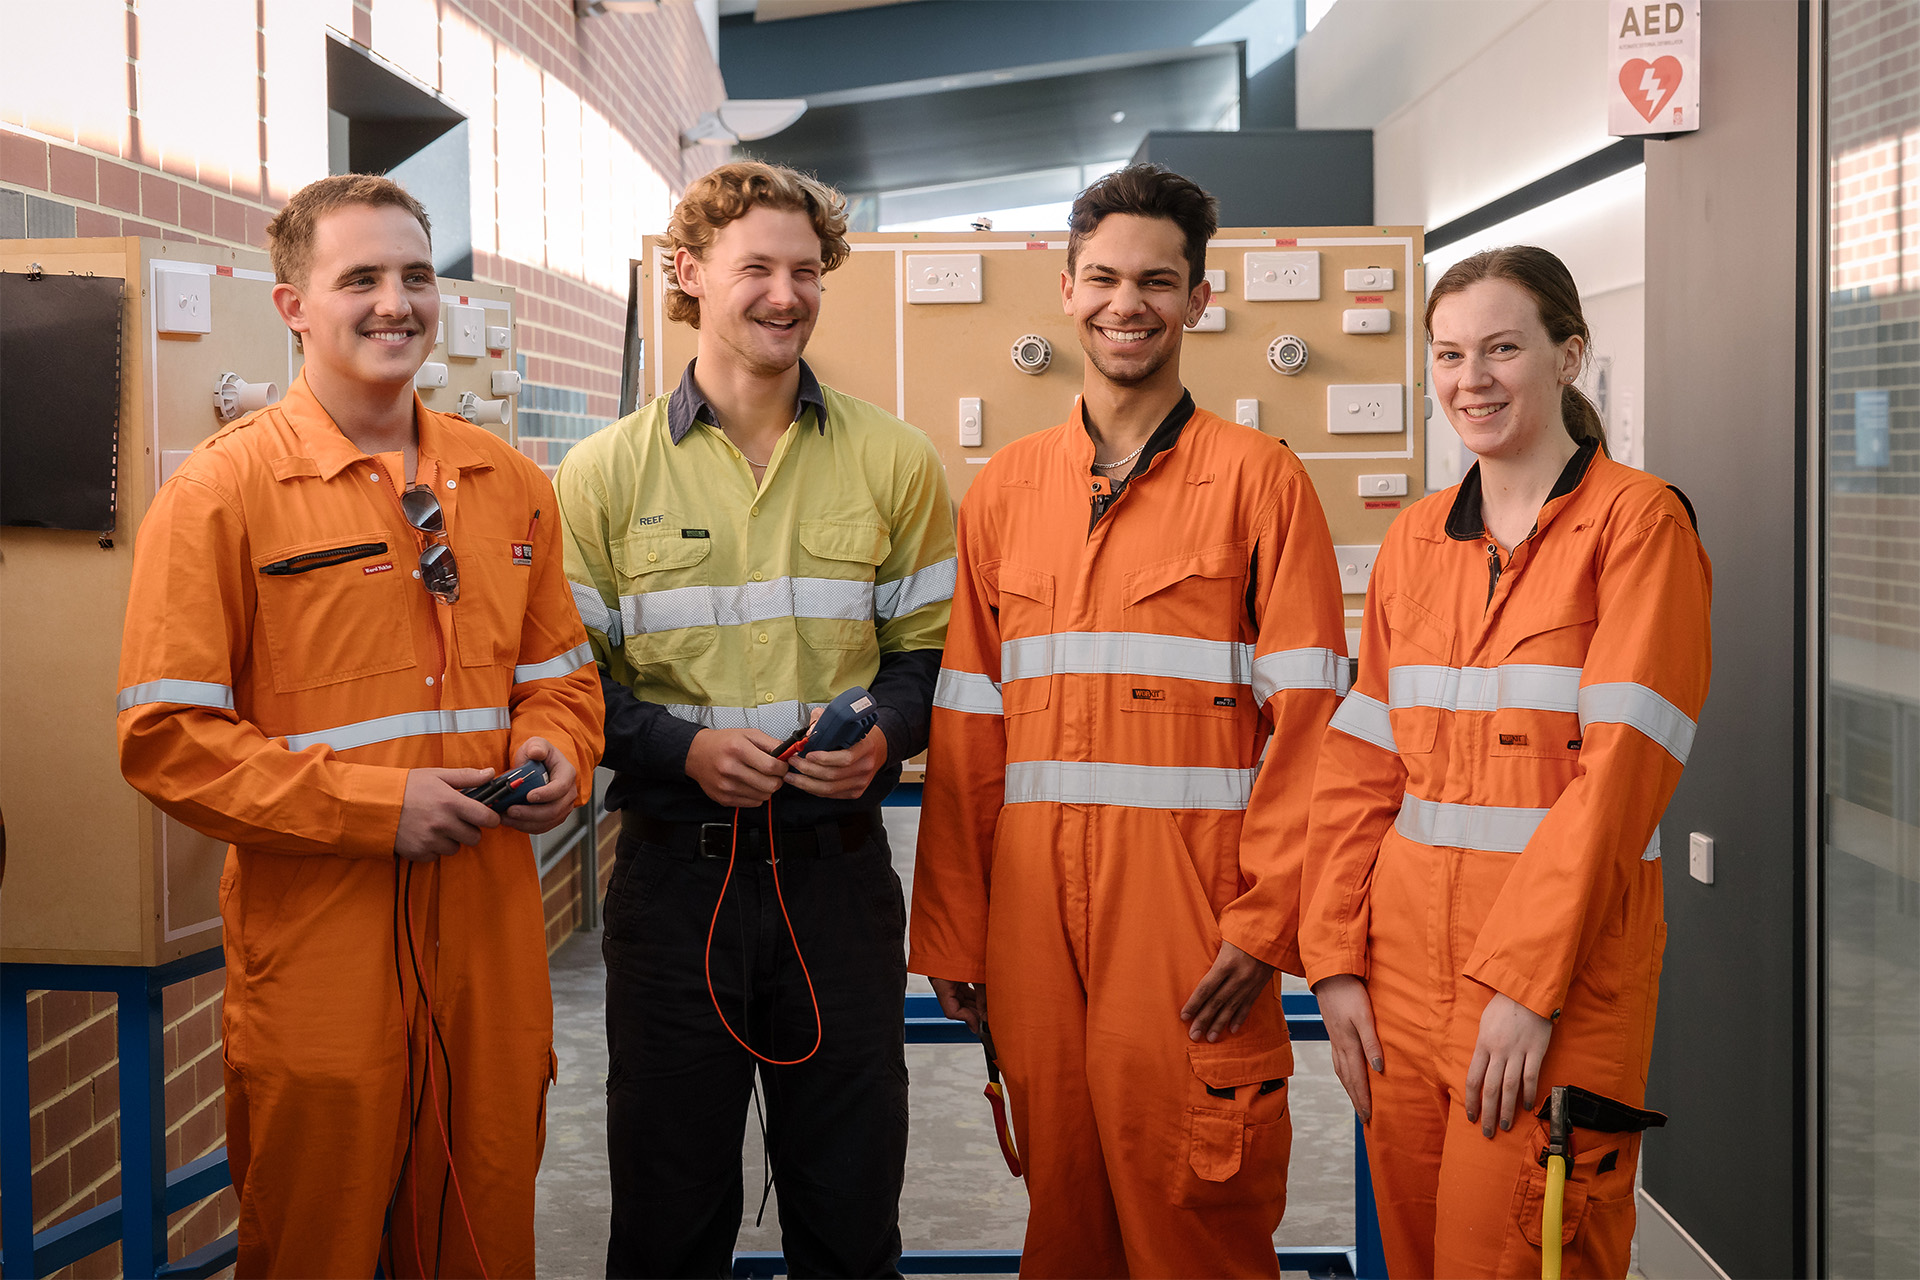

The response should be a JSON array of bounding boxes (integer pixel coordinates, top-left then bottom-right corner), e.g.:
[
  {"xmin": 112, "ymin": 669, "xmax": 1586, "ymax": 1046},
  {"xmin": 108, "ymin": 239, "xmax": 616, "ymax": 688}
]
[
  {"xmin": 1428, "ymin": 277, "xmax": 1584, "ymax": 462},
  {"xmin": 271, "ymin": 203, "xmax": 438, "ymax": 392},
  {"xmin": 676, "ymin": 204, "xmax": 824, "ymax": 378},
  {"xmin": 1061, "ymin": 213, "xmax": 1209, "ymax": 390}
]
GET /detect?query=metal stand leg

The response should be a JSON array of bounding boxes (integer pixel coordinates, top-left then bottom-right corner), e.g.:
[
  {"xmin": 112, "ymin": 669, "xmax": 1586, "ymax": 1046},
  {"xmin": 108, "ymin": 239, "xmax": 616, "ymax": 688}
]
[
  {"xmin": 1353, "ymin": 1112, "xmax": 1388, "ymax": 1279},
  {"xmin": 119, "ymin": 966, "xmax": 169, "ymax": 1276},
  {"xmin": 2, "ymin": 968, "xmax": 37, "ymax": 1276}
]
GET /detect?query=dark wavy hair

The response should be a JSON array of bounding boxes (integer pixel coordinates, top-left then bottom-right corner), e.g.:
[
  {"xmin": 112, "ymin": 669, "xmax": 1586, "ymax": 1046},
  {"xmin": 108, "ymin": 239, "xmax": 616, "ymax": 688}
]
[{"xmin": 1067, "ymin": 164, "xmax": 1218, "ymax": 289}]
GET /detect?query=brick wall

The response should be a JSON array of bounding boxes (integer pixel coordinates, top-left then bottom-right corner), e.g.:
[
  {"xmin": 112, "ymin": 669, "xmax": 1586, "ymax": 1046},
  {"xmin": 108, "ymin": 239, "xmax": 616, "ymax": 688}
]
[{"xmin": 4, "ymin": 1, "xmax": 721, "ymax": 1267}]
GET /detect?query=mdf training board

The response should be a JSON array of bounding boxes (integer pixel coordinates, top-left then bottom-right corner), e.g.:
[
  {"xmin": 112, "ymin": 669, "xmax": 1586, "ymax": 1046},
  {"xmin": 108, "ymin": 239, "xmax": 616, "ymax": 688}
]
[{"xmin": 0, "ymin": 237, "xmax": 519, "ymax": 965}]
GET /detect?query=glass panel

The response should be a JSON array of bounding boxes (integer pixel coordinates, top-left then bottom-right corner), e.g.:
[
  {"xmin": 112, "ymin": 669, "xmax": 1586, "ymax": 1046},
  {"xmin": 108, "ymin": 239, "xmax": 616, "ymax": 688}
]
[{"xmin": 1825, "ymin": 4, "xmax": 1920, "ymax": 1274}]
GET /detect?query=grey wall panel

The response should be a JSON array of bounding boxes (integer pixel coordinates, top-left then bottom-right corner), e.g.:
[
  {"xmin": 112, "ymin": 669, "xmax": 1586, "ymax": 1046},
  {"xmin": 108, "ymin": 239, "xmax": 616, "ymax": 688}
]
[
  {"xmin": 1641, "ymin": 2, "xmax": 1807, "ymax": 1276},
  {"xmin": 1129, "ymin": 129, "xmax": 1372, "ymax": 227}
]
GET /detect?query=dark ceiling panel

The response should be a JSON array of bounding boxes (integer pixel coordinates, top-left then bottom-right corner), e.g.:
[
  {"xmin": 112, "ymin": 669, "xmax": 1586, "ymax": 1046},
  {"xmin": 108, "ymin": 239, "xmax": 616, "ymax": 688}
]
[{"xmin": 741, "ymin": 50, "xmax": 1238, "ymax": 193}]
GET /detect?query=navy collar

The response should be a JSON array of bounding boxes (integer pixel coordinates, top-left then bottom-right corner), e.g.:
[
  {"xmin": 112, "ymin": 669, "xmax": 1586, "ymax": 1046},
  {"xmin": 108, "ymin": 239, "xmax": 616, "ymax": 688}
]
[
  {"xmin": 666, "ymin": 358, "xmax": 828, "ymax": 444},
  {"xmin": 1445, "ymin": 439, "xmax": 1598, "ymax": 541}
]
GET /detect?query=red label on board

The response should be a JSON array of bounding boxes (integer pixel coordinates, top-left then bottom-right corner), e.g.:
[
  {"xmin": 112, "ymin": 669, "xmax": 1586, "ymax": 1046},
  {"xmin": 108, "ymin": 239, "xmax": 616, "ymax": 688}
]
[
  {"xmin": 459, "ymin": 295, "xmax": 470, "ymax": 305},
  {"xmin": 215, "ymin": 265, "xmax": 233, "ymax": 277},
  {"xmin": 1355, "ymin": 294, "xmax": 1384, "ymax": 303},
  {"xmin": 1026, "ymin": 241, "xmax": 1049, "ymax": 249},
  {"xmin": 1274, "ymin": 237, "xmax": 1297, "ymax": 246},
  {"xmin": 1365, "ymin": 500, "xmax": 1402, "ymax": 510}
]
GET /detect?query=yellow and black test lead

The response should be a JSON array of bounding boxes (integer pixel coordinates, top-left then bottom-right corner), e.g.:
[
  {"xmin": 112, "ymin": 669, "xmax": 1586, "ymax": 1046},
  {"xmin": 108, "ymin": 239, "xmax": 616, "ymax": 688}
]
[{"xmin": 979, "ymin": 1020, "xmax": 1022, "ymax": 1179}]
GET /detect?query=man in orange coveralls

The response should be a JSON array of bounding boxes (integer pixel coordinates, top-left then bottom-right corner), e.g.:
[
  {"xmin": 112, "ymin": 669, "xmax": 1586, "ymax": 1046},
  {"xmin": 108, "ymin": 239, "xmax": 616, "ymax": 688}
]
[
  {"xmin": 116, "ymin": 174, "xmax": 603, "ymax": 1277},
  {"xmin": 909, "ymin": 164, "xmax": 1348, "ymax": 1278}
]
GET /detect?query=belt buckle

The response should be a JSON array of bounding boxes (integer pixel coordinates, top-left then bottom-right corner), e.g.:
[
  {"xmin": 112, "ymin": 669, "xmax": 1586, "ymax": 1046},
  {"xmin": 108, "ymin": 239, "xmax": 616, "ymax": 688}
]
[{"xmin": 697, "ymin": 823, "xmax": 734, "ymax": 859}]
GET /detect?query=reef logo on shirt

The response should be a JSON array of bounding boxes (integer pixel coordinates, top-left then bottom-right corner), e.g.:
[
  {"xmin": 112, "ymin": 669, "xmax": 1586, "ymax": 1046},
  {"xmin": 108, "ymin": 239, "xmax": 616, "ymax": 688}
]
[{"xmin": 511, "ymin": 542, "xmax": 534, "ymax": 566}]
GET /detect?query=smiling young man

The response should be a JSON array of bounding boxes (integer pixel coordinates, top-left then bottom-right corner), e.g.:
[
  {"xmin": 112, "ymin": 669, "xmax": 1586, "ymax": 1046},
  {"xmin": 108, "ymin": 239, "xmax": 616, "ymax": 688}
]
[
  {"xmin": 555, "ymin": 161, "xmax": 954, "ymax": 1278},
  {"xmin": 909, "ymin": 165, "xmax": 1348, "ymax": 1278},
  {"xmin": 116, "ymin": 174, "xmax": 603, "ymax": 1276}
]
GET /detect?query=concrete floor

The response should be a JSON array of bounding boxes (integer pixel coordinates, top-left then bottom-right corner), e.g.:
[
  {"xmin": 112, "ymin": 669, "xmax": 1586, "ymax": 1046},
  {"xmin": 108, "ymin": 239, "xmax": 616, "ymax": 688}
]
[{"xmin": 535, "ymin": 806, "xmax": 1359, "ymax": 1278}]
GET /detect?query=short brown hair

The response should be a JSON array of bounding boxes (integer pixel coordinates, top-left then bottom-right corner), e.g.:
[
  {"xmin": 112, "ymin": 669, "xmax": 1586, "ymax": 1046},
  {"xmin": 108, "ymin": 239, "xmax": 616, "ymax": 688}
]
[
  {"xmin": 663, "ymin": 161, "xmax": 850, "ymax": 327},
  {"xmin": 1066, "ymin": 164, "xmax": 1218, "ymax": 289},
  {"xmin": 266, "ymin": 174, "xmax": 433, "ymax": 286},
  {"xmin": 1424, "ymin": 246, "xmax": 1608, "ymax": 454}
]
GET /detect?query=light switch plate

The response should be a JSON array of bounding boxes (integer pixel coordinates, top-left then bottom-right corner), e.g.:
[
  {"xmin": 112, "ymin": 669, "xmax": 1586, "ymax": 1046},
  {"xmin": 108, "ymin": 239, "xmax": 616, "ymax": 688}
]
[
  {"xmin": 1203, "ymin": 268, "xmax": 1227, "ymax": 293},
  {"xmin": 1243, "ymin": 251, "xmax": 1319, "ymax": 301},
  {"xmin": 905, "ymin": 254, "xmax": 982, "ymax": 303},
  {"xmin": 1235, "ymin": 399, "xmax": 1260, "ymax": 430},
  {"xmin": 415, "ymin": 362, "xmax": 448, "ymax": 389},
  {"xmin": 155, "ymin": 268, "xmax": 212, "ymax": 335},
  {"xmin": 1327, "ymin": 384, "xmax": 1405, "ymax": 434},
  {"xmin": 1186, "ymin": 305, "xmax": 1225, "ymax": 332},
  {"xmin": 446, "ymin": 304, "xmax": 485, "ymax": 358},
  {"xmin": 1342, "ymin": 308, "xmax": 1392, "ymax": 334},
  {"xmin": 959, "ymin": 397, "xmax": 983, "ymax": 448},
  {"xmin": 1344, "ymin": 267, "xmax": 1395, "ymax": 291},
  {"xmin": 1688, "ymin": 831, "xmax": 1714, "ymax": 884},
  {"xmin": 1358, "ymin": 473, "xmax": 1408, "ymax": 497},
  {"xmin": 1333, "ymin": 545, "xmax": 1379, "ymax": 595},
  {"xmin": 486, "ymin": 324, "xmax": 511, "ymax": 351}
]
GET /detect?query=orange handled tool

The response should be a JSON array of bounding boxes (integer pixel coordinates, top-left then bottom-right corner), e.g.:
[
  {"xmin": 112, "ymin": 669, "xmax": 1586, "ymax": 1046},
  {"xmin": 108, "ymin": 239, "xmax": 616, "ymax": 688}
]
[{"xmin": 980, "ymin": 1020, "xmax": 1022, "ymax": 1178}]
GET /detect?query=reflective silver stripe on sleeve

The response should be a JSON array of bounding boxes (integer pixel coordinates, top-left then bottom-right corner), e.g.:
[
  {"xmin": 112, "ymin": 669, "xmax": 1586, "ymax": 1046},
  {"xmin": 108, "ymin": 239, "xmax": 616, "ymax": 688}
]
[
  {"xmin": 660, "ymin": 701, "xmax": 823, "ymax": 737},
  {"xmin": 1001, "ymin": 632, "xmax": 1254, "ymax": 687},
  {"xmin": 1395, "ymin": 794, "xmax": 1550, "ymax": 854},
  {"xmin": 933, "ymin": 669, "xmax": 1003, "ymax": 716},
  {"xmin": 621, "ymin": 576, "xmax": 874, "ymax": 635},
  {"xmin": 571, "ymin": 583, "xmax": 623, "ymax": 645},
  {"xmin": 1004, "ymin": 760, "xmax": 1255, "ymax": 811},
  {"xmin": 1388, "ymin": 663, "xmax": 1581, "ymax": 714},
  {"xmin": 1329, "ymin": 691, "xmax": 1396, "ymax": 753},
  {"xmin": 1578, "ymin": 682, "xmax": 1697, "ymax": 764},
  {"xmin": 875, "ymin": 557, "xmax": 958, "ymax": 621},
  {"xmin": 283, "ymin": 706, "xmax": 511, "ymax": 754},
  {"xmin": 116, "ymin": 679, "xmax": 236, "ymax": 713},
  {"xmin": 513, "ymin": 642, "xmax": 594, "ymax": 684},
  {"xmin": 1251, "ymin": 647, "xmax": 1344, "ymax": 701}
]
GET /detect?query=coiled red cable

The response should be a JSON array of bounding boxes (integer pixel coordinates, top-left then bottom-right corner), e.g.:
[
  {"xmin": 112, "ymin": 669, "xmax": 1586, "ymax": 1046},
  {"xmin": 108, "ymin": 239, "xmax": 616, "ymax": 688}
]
[{"xmin": 704, "ymin": 800, "xmax": 823, "ymax": 1065}]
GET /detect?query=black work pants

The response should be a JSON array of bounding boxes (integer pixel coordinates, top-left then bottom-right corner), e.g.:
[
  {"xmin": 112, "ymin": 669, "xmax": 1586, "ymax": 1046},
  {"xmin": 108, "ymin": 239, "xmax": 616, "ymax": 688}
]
[{"xmin": 603, "ymin": 817, "xmax": 909, "ymax": 1279}]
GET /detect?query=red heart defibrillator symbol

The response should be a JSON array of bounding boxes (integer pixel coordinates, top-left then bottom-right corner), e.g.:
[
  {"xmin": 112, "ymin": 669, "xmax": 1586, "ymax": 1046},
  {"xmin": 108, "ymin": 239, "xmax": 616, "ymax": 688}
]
[{"xmin": 1619, "ymin": 56, "xmax": 1683, "ymax": 123}]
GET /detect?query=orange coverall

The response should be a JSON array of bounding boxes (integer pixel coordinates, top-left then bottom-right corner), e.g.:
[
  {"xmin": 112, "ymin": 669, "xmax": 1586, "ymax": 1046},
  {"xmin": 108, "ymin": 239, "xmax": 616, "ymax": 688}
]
[
  {"xmin": 911, "ymin": 401, "xmax": 1348, "ymax": 1278},
  {"xmin": 116, "ymin": 373, "xmax": 603, "ymax": 1277},
  {"xmin": 1301, "ymin": 444, "xmax": 1711, "ymax": 1278}
]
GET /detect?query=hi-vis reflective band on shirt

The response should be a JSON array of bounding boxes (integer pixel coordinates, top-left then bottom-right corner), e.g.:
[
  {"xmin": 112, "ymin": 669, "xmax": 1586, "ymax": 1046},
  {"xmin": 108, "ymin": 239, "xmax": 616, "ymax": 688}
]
[
  {"xmin": 999, "ymin": 633, "xmax": 1345, "ymax": 701},
  {"xmin": 1005, "ymin": 760, "xmax": 1256, "ymax": 811},
  {"xmin": 1333, "ymin": 663, "xmax": 1698, "ymax": 764},
  {"xmin": 874, "ymin": 558, "xmax": 958, "ymax": 622},
  {"xmin": 572, "ymin": 582, "xmax": 624, "ymax": 644},
  {"xmin": 662, "ymin": 700, "xmax": 825, "ymax": 737},
  {"xmin": 116, "ymin": 679, "xmax": 236, "ymax": 713},
  {"xmin": 933, "ymin": 668, "xmax": 1004, "ymax": 716},
  {"xmin": 1396, "ymin": 793, "xmax": 1663, "ymax": 861},
  {"xmin": 513, "ymin": 642, "xmax": 593, "ymax": 684},
  {"xmin": 282, "ymin": 706, "xmax": 511, "ymax": 754},
  {"xmin": 626, "ymin": 577, "xmax": 873, "ymax": 636}
]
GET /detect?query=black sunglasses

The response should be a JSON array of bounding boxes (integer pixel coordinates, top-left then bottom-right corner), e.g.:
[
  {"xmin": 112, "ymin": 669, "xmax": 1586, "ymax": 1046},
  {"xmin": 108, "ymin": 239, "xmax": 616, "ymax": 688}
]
[{"xmin": 400, "ymin": 484, "xmax": 460, "ymax": 605}]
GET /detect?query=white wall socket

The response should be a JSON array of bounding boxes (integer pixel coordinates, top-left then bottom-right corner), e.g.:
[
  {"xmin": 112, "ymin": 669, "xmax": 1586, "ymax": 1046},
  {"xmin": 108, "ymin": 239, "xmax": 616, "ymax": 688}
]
[
  {"xmin": 1328, "ymin": 384, "xmax": 1405, "ymax": 434},
  {"xmin": 1344, "ymin": 267, "xmax": 1395, "ymax": 291},
  {"xmin": 1203, "ymin": 268, "xmax": 1227, "ymax": 293},
  {"xmin": 1235, "ymin": 399, "xmax": 1260, "ymax": 430},
  {"xmin": 905, "ymin": 254, "xmax": 982, "ymax": 303},
  {"xmin": 446, "ymin": 303, "xmax": 485, "ymax": 358},
  {"xmin": 1186, "ymin": 305, "xmax": 1225, "ymax": 332},
  {"xmin": 155, "ymin": 268, "xmax": 213, "ymax": 335},
  {"xmin": 959, "ymin": 397, "xmax": 983, "ymax": 447},
  {"xmin": 1244, "ymin": 251, "xmax": 1319, "ymax": 301},
  {"xmin": 486, "ymin": 324, "xmax": 511, "ymax": 351},
  {"xmin": 1333, "ymin": 544, "xmax": 1379, "ymax": 594},
  {"xmin": 1358, "ymin": 473, "xmax": 1408, "ymax": 497},
  {"xmin": 1688, "ymin": 831, "xmax": 1714, "ymax": 884},
  {"xmin": 415, "ymin": 362, "xmax": 448, "ymax": 389},
  {"xmin": 1342, "ymin": 308, "xmax": 1391, "ymax": 334}
]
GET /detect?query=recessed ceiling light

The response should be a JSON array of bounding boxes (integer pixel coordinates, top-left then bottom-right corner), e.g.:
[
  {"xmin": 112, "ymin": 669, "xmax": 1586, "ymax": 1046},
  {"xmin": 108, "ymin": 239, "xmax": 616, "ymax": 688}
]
[{"xmin": 1110, "ymin": 111, "xmax": 1126, "ymax": 124}]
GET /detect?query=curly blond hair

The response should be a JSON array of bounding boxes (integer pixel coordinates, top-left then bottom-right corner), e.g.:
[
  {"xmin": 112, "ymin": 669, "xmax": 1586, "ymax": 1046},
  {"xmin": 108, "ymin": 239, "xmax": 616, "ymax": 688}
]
[
  {"xmin": 266, "ymin": 174, "xmax": 432, "ymax": 286},
  {"xmin": 664, "ymin": 161, "xmax": 850, "ymax": 328}
]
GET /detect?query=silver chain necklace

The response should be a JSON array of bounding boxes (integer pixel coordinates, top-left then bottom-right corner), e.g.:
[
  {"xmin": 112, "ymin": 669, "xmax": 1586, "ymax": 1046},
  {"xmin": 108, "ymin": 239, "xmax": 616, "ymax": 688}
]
[{"xmin": 1091, "ymin": 442, "xmax": 1147, "ymax": 471}]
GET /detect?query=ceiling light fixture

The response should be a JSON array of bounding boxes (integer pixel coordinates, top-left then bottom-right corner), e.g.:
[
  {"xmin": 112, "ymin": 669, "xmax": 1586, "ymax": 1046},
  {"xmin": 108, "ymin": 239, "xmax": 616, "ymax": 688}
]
[{"xmin": 680, "ymin": 98, "xmax": 808, "ymax": 147}]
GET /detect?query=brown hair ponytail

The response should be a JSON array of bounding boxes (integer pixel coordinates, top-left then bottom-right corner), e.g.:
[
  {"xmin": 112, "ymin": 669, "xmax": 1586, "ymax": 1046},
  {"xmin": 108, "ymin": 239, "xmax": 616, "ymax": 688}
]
[{"xmin": 1424, "ymin": 245, "xmax": 1609, "ymax": 456}]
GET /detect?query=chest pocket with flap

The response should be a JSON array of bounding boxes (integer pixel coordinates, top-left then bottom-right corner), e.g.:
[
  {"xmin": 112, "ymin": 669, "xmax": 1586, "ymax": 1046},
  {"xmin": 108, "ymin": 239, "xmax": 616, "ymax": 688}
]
[
  {"xmin": 995, "ymin": 562, "xmax": 1054, "ymax": 716},
  {"xmin": 1384, "ymin": 593, "xmax": 1456, "ymax": 755},
  {"xmin": 795, "ymin": 519, "xmax": 888, "ymax": 652},
  {"xmin": 611, "ymin": 532, "xmax": 716, "ymax": 666},
  {"xmin": 253, "ymin": 533, "xmax": 416, "ymax": 693}
]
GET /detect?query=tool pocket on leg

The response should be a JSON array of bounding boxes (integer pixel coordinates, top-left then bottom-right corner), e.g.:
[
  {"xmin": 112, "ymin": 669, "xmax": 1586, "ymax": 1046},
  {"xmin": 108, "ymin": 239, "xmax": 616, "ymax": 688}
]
[
  {"xmin": 1508, "ymin": 1119, "xmax": 1641, "ymax": 1272},
  {"xmin": 1171, "ymin": 1034, "xmax": 1293, "ymax": 1208}
]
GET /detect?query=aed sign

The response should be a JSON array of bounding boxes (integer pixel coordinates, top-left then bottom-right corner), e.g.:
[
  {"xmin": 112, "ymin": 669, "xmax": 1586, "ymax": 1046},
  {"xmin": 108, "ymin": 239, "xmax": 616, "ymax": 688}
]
[{"xmin": 1608, "ymin": 0, "xmax": 1700, "ymax": 136}]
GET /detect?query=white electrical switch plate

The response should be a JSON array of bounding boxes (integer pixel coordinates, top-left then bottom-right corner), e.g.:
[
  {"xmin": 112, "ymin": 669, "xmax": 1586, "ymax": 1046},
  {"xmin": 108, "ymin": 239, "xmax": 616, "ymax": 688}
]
[
  {"xmin": 160, "ymin": 450, "xmax": 192, "ymax": 484},
  {"xmin": 1186, "ymin": 305, "xmax": 1225, "ymax": 332},
  {"xmin": 436, "ymin": 321, "xmax": 445, "ymax": 346},
  {"xmin": 1328, "ymin": 384, "xmax": 1406, "ymax": 434},
  {"xmin": 1688, "ymin": 831, "xmax": 1714, "ymax": 884},
  {"xmin": 491, "ymin": 370, "xmax": 522, "ymax": 396},
  {"xmin": 905, "ymin": 254, "xmax": 982, "ymax": 303},
  {"xmin": 1342, "ymin": 308, "xmax": 1392, "ymax": 334},
  {"xmin": 1344, "ymin": 267, "xmax": 1395, "ymax": 291},
  {"xmin": 1243, "ymin": 251, "xmax": 1319, "ymax": 301},
  {"xmin": 1333, "ymin": 544, "xmax": 1379, "ymax": 595},
  {"xmin": 1203, "ymin": 268, "xmax": 1227, "ymax": 293},
  {"xmin": 415, "ymin": 362, "xmax": 448, "ymax": 389},
  {"xmin": 1235, "ymin": 399, "xmax": 1260, "ymax": 430},
  {"xmin": 446, "ymin": 304, "xmax": 485, "ymax": 358},
  {"xmin": 156, "ymin": 268, "xmax": 212, "ymax": 335},
  {"xmin": 1358, "ymin": 473, "xmax": 1408, "ymax": 497},
  {"xmin": 958, "ymin": 397, "xmax": 983, "ymax": 448},
  {"xmin": 486, "ymin": 324, "xmax": 511, "ymax": 351}
]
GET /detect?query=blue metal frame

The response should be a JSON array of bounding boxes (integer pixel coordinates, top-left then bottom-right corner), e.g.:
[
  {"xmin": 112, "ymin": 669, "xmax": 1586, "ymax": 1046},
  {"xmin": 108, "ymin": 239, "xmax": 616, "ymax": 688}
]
[
  {"xmin": 2, "ymin": 948, "xmax": 237, "ymax": 1279},
  {"xmin": 736, "ymin": 990, "xmax": 1389, "ymax": 1279}
]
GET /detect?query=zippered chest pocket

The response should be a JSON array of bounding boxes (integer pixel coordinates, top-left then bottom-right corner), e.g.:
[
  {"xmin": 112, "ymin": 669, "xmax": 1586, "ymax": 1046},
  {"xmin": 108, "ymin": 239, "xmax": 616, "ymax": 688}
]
[{"xmin": 252, "ymin": 533, "xmax": 417, "ymax": 693}]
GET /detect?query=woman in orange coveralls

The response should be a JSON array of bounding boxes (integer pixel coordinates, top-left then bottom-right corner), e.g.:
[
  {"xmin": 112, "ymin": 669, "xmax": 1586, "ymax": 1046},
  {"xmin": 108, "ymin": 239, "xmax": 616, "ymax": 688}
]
[{"xmin": 1302, "ymin": 246, "xmax": 1711, "ymax": 1279}]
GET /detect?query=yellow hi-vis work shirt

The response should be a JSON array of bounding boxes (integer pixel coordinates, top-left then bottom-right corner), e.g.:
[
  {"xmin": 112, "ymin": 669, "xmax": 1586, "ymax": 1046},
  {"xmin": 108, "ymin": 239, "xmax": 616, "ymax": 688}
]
[{"xmin": 555, "ymin": 360, "xmax": 956, "ymax": 817}]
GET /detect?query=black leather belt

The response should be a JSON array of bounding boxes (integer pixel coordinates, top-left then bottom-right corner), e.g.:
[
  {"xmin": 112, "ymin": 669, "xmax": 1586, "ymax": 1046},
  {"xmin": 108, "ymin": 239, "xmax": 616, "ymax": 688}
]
[{"xmin": 622, "ymin": 808, "xmax": 878, "ymax": 861}]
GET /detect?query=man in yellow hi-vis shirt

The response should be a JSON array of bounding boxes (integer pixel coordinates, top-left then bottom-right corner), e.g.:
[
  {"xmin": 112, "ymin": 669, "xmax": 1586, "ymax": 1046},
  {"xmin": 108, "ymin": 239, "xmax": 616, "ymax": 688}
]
[{"xmin": 554, "ymin": 161, "xmax": 954, "ymax": 1278}]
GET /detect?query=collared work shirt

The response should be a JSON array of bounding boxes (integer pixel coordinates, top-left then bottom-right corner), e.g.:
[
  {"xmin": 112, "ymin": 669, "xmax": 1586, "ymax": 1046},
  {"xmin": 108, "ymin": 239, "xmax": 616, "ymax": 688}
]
[
  {"xmin": 116, "ymin": 372, "xmax": 604, "ymax": 851},
  {"xmin": 556, "ymin": 360, "xmax": 956, "ymax": 822}
]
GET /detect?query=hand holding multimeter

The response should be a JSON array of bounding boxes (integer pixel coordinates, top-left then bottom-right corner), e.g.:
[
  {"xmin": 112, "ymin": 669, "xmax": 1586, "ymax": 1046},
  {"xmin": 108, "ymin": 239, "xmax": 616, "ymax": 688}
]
[
  {"xmin": 775, "ymin": 687, "xmax": 881, "ymax": 760},
  {"xmin": 461, "ymin": 760, "xmax": 548, "ymax": 812}
]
